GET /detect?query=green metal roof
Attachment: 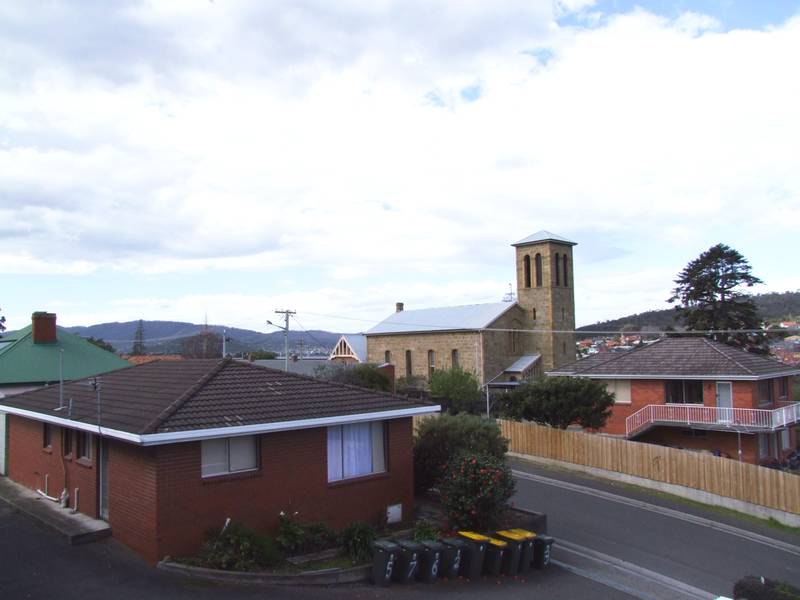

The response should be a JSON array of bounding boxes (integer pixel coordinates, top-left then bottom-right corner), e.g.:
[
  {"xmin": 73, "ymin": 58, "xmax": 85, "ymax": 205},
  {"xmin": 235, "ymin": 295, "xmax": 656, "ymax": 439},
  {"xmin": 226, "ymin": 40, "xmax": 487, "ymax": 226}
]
[{"xmin": 0, "ymin": 325, "xmax": 131, "ymax": 386}]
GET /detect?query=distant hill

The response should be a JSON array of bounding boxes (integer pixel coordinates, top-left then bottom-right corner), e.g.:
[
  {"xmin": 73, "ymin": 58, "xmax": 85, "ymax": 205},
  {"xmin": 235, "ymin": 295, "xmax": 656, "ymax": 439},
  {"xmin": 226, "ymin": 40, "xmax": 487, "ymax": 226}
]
[
  {"xmin": 65, "ymin": 320, "xmax": 344, "ymax": 355},
  {"xmin": 577, "ymin": 291, "xmax": 800, "ymax": 333}
]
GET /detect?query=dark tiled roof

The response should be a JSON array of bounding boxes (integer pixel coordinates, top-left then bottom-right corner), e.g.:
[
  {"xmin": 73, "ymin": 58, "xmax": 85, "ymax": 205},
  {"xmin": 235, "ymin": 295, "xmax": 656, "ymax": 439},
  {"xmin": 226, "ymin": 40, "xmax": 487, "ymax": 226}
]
[
  {"xmin": 0, "ymin": 359, "xmax": 434, "ymax": 435},
  {"xmin": 550, "ymin": 337, "xmax": 799, "ymax": 379}
]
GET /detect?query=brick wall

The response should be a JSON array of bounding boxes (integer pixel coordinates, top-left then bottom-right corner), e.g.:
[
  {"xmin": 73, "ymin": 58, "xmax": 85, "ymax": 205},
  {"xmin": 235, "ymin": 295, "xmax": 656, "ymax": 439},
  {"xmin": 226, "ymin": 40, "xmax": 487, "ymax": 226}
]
[
  {"xmin": 153, "ymin": 417, "xmax": 414, "ymax": 561},
  {"xmin": 7, "ymin": 416, "xmax": 98, "ymax": 518},
  {"xmin": 367, "ymin": 331, "xmax": 481, "ymax": 382}
]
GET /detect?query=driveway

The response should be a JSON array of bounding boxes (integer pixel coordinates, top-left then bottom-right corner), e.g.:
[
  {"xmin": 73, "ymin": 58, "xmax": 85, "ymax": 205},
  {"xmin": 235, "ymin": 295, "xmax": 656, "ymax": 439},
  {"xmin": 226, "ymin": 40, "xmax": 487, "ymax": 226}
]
[{"xmin": 0, "ymin": 499, "xmax": 633, "ymax": 600}]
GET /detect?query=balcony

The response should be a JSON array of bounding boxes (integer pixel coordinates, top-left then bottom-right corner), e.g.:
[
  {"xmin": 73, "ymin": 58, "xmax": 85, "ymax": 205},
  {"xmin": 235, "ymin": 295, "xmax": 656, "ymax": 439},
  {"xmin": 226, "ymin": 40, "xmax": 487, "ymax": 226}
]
[{"xmin": 625, "ymin": 402, "xmax": 800, "ymax": 438}]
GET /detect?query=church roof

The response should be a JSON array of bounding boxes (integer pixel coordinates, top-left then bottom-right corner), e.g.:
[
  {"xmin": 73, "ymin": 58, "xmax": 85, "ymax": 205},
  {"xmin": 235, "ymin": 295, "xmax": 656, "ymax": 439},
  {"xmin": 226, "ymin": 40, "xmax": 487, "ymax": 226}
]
[
  {"xmin": 512, "ymin": 230, "xmax": 576, "ymax": 247},
  {"xmin": 367, "ymin": 302, "xmax": 517, "ymax": 335}
]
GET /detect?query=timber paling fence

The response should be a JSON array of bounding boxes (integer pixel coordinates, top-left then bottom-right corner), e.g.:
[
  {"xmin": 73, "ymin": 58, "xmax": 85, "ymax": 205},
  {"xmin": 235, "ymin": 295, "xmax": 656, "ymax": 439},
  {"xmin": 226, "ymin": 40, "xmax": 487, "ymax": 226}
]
[{"xmin": 411, "ymin": 415, "xmax": 800, "ymax": 515}]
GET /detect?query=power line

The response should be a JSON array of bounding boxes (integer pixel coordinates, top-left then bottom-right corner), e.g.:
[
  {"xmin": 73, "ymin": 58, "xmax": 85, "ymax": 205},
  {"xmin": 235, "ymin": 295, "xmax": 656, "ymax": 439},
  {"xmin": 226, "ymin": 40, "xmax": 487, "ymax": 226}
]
[{"xmin": 290, "ymin": 315, "xmax": 333, "ymax": 352}]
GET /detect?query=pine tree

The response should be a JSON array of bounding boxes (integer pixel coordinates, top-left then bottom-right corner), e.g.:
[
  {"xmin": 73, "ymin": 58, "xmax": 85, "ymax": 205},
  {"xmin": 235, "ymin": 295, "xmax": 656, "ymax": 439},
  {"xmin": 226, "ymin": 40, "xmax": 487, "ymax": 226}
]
[
  {"xmin": 131, "ymin": 320, "xmax": 146, "ymax": 356},
  {"xmin": 668, "ymin": 243, "xmax": 764, "ymax": 351}
]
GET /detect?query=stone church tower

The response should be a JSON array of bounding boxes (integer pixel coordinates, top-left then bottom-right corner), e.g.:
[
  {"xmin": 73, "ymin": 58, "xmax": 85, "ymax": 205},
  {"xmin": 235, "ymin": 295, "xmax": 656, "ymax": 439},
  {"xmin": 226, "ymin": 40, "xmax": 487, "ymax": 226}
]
[{"xmin": 512, "ymin": 231, "xmax": 577, "ymax": 371}]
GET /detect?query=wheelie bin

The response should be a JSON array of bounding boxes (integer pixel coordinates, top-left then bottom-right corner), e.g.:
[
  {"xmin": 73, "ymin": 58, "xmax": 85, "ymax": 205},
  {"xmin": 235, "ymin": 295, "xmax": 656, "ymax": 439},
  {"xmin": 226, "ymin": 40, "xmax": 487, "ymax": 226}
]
[
  {"xmin": 483, "ymin": 538, "xmax": 508, "ymax": 576},
  {"xmin": 393, "ymin": 540, "xmax": 422, "ymax": 583},
  {"xmin": 507, "ymin": 528, "xmax": 536, "ymax": 572},
  {"xmin": 417, "ymin": 540, "xmax": 444, "ymax": 583},
  {"xmin": 533, "ymin": 535, "xmax": 555, "ymax": 569},
  {"xmin": 440, "ymin": 537, "xmax": 467, "ymax": 579},
  {"xmin": 371, "ymin": 539, "xmax": 399, "ymax": 586},
  {"xmin": 495, "ymin": 530, "xmax": 526, "ymax": 576},
  {"xmin": 457, "ymin": 531, "xmax": 489, "ymax": 580}
]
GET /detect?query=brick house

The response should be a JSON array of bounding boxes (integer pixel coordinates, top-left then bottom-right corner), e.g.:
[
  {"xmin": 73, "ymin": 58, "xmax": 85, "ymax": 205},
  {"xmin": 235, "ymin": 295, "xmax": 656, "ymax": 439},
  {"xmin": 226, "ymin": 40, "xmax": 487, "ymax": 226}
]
[
  {"xmin": 549, "ymin": 337, "xmax": 800, "ymax": 464},
  {"xmin": 0, "ymin": 359, "xmax": 438, "ymax": 563},
  {"xmin": 0, "ymin": 312, "xmax": 130, "ymax": 475},
  {"xmin": 366, "ymin": 231, "xmax": 578, "ymax": 388}
]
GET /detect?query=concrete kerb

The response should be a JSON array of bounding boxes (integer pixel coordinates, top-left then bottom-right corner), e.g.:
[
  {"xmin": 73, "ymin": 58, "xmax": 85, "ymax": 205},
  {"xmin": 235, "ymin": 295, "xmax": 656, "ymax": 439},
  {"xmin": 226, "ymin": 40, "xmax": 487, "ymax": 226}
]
[
  {"xmin": 509, "ymin": 452, "xmax": 800, "ymax": 528},
  {"xmin": 157, "ymin": 560, "xmax": 371, "ymax": 586}
]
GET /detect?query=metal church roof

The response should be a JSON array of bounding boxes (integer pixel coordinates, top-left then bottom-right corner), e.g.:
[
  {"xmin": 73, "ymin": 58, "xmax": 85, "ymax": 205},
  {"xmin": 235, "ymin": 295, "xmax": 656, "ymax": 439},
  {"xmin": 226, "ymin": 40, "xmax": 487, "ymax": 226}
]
[
  {"xmin": 512, "ymin": 230, "xmax": 577, "ymax": 247},
  {"xmin": 367, "ymin": 302, "xmax": 518, "ymax": 335}
]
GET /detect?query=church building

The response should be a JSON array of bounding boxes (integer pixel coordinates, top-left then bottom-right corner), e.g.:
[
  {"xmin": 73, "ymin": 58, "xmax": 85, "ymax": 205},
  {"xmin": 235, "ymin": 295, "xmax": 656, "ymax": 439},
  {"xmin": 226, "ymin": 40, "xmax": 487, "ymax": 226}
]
[{"xmin": 365, "ymin": 231, "xmax": 577, "ymax": 389}]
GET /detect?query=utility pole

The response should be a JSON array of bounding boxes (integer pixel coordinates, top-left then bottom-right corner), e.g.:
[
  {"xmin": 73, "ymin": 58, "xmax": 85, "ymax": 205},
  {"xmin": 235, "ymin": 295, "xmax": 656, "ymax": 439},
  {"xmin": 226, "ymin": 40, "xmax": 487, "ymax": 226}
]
[
  {"xmin": 268, "ymin": 310, "xmax": 296, "ymax": 372},
  {"xmin": 222, "ymin": 328, "xmax": 226, "ymax": 358}
]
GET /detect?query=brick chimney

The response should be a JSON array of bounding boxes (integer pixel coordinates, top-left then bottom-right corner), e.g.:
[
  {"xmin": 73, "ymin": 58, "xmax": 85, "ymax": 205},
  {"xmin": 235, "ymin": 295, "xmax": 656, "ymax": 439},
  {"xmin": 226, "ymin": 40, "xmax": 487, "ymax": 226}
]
[
  {"xmin": 395, "ymin": 302, "xmax": 404, "ymax": 313},
  {"xmin": 31, "ymin": 312, "xmax": 57, "ymax": 344}
]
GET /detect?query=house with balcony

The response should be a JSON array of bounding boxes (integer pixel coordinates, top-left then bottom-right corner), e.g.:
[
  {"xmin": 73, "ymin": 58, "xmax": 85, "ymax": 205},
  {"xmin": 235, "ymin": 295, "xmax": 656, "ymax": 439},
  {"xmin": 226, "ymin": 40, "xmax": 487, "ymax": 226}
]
[{"xmin": 549, "ymin": 337, "xmax": 800, "ymax": 464}]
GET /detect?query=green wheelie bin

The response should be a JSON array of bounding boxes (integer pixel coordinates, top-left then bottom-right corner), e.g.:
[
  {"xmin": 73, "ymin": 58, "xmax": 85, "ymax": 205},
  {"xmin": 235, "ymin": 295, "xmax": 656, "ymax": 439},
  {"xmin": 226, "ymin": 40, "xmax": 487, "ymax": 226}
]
[
  {"xmin": 507, "ymin": 528, "xmax": 536, "ymax": 572},
  {"xmin": 483, "ymin": 538, "xmax": 508, "ymax": 577},
  {"xmin": 457, "ymin": 531, "xmax": 489, "ymax": 580},
  {"xmin": 393, "ymin": 540, "xmax": 422, "ymax": 583},
  {"xmin": 440, "ymin": 537, "xmax": 467, "ymax": 579},
  {"xmin": 533, "ymin": 535, "xmax": 555, "ymax": 569},
  {"xmin": 371, "ymin": 539, "xmax": 400, "ymax": 586},
  {"xmin": 495, "ymin": 530, "xmax": 526, "ymax": 576},
  {"xmin": 417, "ymin": 540, "xmax": 444, "ymax": 583}
]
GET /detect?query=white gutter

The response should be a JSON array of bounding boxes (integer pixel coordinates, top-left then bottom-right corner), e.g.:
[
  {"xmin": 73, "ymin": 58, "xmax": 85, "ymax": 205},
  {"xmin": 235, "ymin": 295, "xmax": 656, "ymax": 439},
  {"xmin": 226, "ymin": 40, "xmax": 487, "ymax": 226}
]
[
  {"xmin": 546, "ymin": 372, "xmax": 800, "ymax": 381},
  {"xmin": 0, "ymin": 403, "xmax": 441, "ymax": 447}
]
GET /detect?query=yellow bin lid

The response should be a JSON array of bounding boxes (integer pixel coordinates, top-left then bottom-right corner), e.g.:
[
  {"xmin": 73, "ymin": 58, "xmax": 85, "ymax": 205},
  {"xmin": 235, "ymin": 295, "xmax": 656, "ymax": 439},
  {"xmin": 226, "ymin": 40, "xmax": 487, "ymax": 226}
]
[
  {"xmin": 488, "ymin": 538, "xmax": 508, "ymax": 548},
  {"xmin": 458, "ymin": 531, "xmax": 491, "ymax": 542},
  {"xmin": 496, "ymin": 530, "xmax": 527, "ymax": 541},
  {"xmin": 508, "ymin": 528, "xmax": 537, "ymax": 539}
]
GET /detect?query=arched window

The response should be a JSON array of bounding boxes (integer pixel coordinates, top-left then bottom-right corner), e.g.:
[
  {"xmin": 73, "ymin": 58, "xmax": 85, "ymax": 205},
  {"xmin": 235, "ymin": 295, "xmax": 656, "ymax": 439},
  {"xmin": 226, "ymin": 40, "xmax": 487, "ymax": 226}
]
[
  {"xmin": 428, "ymin": 350, "xmax": 436, "ymax": 379},
  {"xmin": 523, "ymin": 255, "xmax": 531, "ymax": 288},
  {"xmin": 532, "ymin": 308, "xmax": 537, "ymax": 320},
  {"xmin": 534, "ymin": 253, "xmax": 542, "ymax": 287},
  {"xmin": 405, "ymin": 350, "xmax": 412, "ymax": 377},
  {"xmin": 451, "ymin": 349, "xmax": 459, "ymax": 368},
  {"xmin": 563, "ymin": 255, "xmax": 569, "ymax": 287},
  {"xmin": 384, "ymin": 350, "xmax": 391, "ymax": 364},
  {"xmin": 554, "ymin": 253, "xmax": 561, "ymax": 286}
]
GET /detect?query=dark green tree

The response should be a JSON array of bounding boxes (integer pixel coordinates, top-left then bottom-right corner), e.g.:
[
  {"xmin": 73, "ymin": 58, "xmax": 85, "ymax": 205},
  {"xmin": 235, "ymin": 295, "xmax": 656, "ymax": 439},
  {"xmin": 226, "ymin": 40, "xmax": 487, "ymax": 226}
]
[
  {"xmin": 313, "ymin": 363, "xmax": 391, "ymax": 392},
  {"xmin": 181, "ymin": 331, "xmax": 223, "ymax": 358},
  {"xmin": 86, "ymin": 337, "xmax": 116, "ymax": 353},
  {"xmin": 428, "ymin": 365, "xmax": 482, "ymax": 414},
  {"xmin": 668, "ymin": 243, "xmax": 764, "ymax": 351},
  {"xmin": 248, "ymin": 350, "xmax": 278, "ymax": 360},
  {"xmin": 503, "ymin": 376, "xmax": 614, "ymax": 429},
  {"xmin": 131, "ymin": 319, "xmax": 146, "ymax": 355}
]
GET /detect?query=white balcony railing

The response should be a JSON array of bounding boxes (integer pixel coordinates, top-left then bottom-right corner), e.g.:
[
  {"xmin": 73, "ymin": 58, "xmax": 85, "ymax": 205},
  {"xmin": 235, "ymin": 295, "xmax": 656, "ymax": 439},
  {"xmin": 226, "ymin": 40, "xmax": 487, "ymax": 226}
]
[{"xmin": 625, "ymin": 402, "xmax": 800, "ymax": 438}]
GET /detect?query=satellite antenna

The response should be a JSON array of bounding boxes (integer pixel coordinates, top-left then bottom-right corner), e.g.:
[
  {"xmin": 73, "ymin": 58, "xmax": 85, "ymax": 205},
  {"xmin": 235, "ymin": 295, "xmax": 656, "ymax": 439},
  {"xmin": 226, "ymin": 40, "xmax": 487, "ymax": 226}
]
[{"xmin": 502, "ymin": 283, "xmax": 516, "ymax": 303}]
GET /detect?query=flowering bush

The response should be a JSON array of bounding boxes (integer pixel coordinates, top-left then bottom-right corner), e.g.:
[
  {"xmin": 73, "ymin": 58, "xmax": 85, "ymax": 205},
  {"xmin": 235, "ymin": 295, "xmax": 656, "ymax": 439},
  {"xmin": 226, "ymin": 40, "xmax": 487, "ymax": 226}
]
[{"xmin": 439, "ymin": 452, "xmax": 516, "ymax": 530}]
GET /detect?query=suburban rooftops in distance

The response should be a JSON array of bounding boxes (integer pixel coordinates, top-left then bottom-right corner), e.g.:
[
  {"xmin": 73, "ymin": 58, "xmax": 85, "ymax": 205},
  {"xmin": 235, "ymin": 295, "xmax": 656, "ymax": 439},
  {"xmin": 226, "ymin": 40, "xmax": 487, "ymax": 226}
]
[
  {"xmin": 366, "ymin": 302, "xmax": 518, "ymax": 335},
  {"xmin": 512, "ymin": 230, "xmax": 577, "ymax": 247},
  {"xmin": 0, "ymin": 358, "xmax": 439, "ymax": 443},
  {"xmin": 548, "ymin": 336, "xmax": 800, "ymax": 380}
]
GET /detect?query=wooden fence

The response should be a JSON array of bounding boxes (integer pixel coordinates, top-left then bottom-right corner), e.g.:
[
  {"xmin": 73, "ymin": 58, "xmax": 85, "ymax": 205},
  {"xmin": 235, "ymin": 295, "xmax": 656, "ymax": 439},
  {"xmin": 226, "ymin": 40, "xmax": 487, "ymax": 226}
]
[
  {"xmin": 496, "ymin": 419, "xmax": 800, "ymax": 515},
  {"xmin": 412, "ymin": 415, "xmax": 800, "ymax": 515}
]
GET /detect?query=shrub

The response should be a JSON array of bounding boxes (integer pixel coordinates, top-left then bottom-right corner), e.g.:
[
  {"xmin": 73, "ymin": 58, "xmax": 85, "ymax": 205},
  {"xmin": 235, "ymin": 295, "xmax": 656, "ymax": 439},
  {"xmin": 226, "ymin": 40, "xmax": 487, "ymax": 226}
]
[
  {"xmin": 411, "ymin": 519, "xmax": 440, "ymax": 542},
  {"xmin": 439, "ymin": 452, "xmax": 516, "ymax": 531},
  {"xmin": 199, "ymin": 521, "xmax": 283, "ymax": 571},
  {"xmin": 276, "ymin": 511, "xmax": 339, "ymax": 555},
  {"xmin": 342, "ymin": 522, "xmax": 376, "ymax": 564},
  {"xmin": 733, "ymin": 575, "xmax": 800, "ymax": 599},
  {"xmin": 429, "ymin": 366, "xmax": 482, "ymax": 414},
  {"xmin": 303, "ymin": 522, "xmax": 339, "ymax": 551},
  {"xmin": 314, "ymin": 363, "xmax": 391, "ymax": 392},
  {"xmin": 413, "ymin": 413, "xmax": 508, "ymax": 493}
]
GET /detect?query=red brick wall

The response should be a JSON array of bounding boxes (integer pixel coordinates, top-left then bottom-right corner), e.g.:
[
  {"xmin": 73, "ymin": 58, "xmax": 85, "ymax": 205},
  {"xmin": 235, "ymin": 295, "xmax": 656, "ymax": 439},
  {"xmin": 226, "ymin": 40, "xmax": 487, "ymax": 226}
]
[
  {"xmin": 638, "ymin": 428, "xmax": 759, "ymax": 464},
  {"xmin": 7, "ymin": 416, "xmax": 98, "ymax": 517},
  {"xmin": 107, "ymin": 440, "xmax": 159, "ymax": 562},
  {"xmin": 153, "ymin": 418, "xmax": 414, "ymax": 561}
]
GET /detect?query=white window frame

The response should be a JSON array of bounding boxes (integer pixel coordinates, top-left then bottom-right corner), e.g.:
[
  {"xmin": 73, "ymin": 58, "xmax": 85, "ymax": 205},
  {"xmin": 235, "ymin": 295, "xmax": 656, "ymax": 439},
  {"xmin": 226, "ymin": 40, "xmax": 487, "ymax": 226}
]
[
  {"xmin": 327, "ymin": 421, "xmax": 386, "ymax": 483},
  {"xmin": 77, "ymin": 431, "xmax": 92, "ymax": 460},
  {"xmin": 201, "ymin": 435, "xmax": 259, "ymax": 478}
]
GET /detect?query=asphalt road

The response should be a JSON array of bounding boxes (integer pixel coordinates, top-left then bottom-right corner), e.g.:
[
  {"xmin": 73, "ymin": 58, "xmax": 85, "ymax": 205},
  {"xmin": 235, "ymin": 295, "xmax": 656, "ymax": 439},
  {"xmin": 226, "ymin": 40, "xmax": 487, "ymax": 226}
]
[
  {"xmin": 0, "ymin": 498, "xmax": 632, "ymax": 600},
  {"xmin": 510, "ymin": 458, "xmax": 800, "ymax": 599}
]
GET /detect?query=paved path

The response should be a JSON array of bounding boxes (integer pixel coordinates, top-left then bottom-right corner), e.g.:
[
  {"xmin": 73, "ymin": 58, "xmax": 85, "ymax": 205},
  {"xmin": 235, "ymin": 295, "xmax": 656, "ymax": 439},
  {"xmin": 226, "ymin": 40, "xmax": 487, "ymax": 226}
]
[{"xmin": 510, "ymin": 457, "xmax": 800, "ymax": 599}]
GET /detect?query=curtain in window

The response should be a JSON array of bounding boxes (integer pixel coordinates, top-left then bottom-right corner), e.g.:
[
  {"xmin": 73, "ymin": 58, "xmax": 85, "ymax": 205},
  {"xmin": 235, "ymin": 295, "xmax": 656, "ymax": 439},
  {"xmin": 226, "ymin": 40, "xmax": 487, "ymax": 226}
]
[
  {"xmin": 343, "ymin": 423, "xmax": 372, "ymax": 478},
  {"xmin": 229, "ymin": 436, "xmax": 257, "ymax": 472},
  {"xmin": 327, "ymin": 426, "xmax": 343, "ymax": 481},
  {"xmin": 201, "ymin": 439, "xmax": 228, "ymax": 477},
  {"xmin": 371, "ymin": 422, "xmax": 386, "ymax": 473}
]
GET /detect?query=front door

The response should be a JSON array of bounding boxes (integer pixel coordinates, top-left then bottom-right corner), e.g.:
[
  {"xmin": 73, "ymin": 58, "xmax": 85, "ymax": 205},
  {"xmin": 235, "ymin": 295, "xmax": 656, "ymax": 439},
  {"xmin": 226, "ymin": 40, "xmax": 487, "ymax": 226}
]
[
  {"xmin": 99, "ymin": 438, "xmax": 109, "ymax": 520},
  {"xmin": 716, "ymin": 382, "xmax": 733, "ymax": 423}
]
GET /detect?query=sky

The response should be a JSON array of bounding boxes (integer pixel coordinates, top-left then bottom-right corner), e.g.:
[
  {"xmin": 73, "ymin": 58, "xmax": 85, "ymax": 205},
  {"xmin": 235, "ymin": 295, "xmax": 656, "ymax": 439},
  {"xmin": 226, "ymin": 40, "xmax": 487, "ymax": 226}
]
[{"xmin": 1, "ymin": 0, "xmax": 799, "ymax": 337}]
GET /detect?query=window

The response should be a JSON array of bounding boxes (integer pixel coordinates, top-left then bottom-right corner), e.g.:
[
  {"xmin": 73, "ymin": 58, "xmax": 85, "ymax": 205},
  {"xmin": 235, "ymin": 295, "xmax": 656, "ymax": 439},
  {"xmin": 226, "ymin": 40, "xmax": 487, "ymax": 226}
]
[
  {"xmin": 451, "ymin": 349, "xmax": 459, "ymax": 368},
  {"xmin": 201, "ymin": 436, "xmax": 259, "ymax": 478},
  {"xmin": 758, "ymin": 380, "xmax": 774, "ymax": 405},
  {"xmin": 563, "ymin": 255, "xmax": 569, "ymax": 288},
  {"xmin": 327, "ymin": 422, "xmax": 386, "ymax": 482},
  {"xmin": 665, "ymin": 380, "xmax": 703, "ymax": 404},
  {"xmin": 43, "ymin": 423, "xmax": 52, "ymax": 449},
  {"xmin": 779, "ymin": 377, "xmax": 788, "ymax": 399},
  {"xmin": 405, "ymin": 350, "xmax": 412, "ymax": 377},
  {"xmin": 554, "ymin": 253, "xmax": 561, "ymax": 286},
  {"xmin": 604, "ymin": 380, "xmax": 631, "ymax": 404},
  {"xmin": 76, "ymin": 431, "xmax": 93, "ymax": 460},
  {"xmin": 63, "ymin": 429, "xmax": 73, "ymax": 457},
  {"xmin": 523, "ymin": 255, "xmax": 531, "ymax": 288},
  {"xmin": 534, "ymin": 254, "xmax": 542, "ymax": 287},
  {"xmin": 384, "ymin": 350, "xmax": 392, "ymax": 364},
  {"xmin": 532, "ymin": 308, "xmax": 537, "ymax": 320},
  {"xmin": 428, "ymin": 350, "xmax": 436, "ymax": 379}
]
